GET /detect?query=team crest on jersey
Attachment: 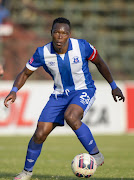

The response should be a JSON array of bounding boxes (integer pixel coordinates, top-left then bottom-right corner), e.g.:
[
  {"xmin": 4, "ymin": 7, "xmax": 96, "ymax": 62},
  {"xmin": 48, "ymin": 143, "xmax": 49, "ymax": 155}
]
[{"xmin": 72, "ymin": 56, "xmax": 80, "ymax": 64}]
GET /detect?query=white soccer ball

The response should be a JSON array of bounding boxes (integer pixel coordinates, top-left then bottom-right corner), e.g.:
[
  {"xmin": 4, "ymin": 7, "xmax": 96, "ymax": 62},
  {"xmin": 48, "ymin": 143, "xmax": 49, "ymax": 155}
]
[{"xmin": 71, "ymin": 153, "xmax": 97, "ymax": 178}]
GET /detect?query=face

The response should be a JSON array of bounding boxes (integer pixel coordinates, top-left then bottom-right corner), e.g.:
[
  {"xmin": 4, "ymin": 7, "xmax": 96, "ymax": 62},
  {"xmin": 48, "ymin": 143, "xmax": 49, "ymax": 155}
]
[{"xmin": 51, "ymin": 23, "xmax": 71, "ymax": 53}]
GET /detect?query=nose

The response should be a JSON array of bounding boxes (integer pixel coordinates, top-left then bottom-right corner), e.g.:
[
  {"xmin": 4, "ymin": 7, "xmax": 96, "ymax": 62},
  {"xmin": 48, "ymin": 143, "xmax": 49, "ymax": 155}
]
[{"xmin": 58, "ymin": 33, "xmax": 63, "ymax": 39}]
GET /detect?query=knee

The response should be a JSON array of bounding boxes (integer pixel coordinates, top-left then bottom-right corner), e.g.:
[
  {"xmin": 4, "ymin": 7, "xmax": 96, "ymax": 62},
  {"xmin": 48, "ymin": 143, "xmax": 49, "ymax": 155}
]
[
  {"xmin": 33, "ymin": 126, "xmax": 50, "ymax": 144},
  {"xmin": 33, "ymin": 130, "xmax": 47, "ymax": 144},
  {"xmin": 33, "ymin": 122, "xmax": 54, "ymax": 144},
  {"xmin": 64, "ymin": 113, "xmax": 82, "ymax": 130},
  {"xmin": 64, "ymin": 112, "xmax": 73, "ymax": 125}
]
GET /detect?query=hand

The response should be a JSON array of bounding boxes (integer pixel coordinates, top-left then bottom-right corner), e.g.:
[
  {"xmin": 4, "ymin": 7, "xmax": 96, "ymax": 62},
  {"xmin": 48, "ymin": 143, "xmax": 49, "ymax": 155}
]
[
  {"xmin": 4, "ymin": 91, "xmax": 17, "ymax": 108},
  {"xmin": 112, "ymin": 87, "xmax": 125, "ymax": 102}
]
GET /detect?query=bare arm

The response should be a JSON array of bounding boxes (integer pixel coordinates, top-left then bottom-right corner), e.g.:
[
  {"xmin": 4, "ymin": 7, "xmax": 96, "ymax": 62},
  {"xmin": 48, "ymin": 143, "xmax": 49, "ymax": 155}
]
[
  {"xmin": 92, "ymin": 53, "xmax": 125, "ymax": 102},
  {"xmin": 4, "ymin": 67, "xmax": 34, "ymax": 108}
]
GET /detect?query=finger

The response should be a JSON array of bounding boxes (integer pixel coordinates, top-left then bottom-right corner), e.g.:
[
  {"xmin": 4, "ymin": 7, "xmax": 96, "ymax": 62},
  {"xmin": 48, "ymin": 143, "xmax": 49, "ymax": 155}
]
[
  {"xmin": 113, "ymin": 94, "xmax": 117, "ymax": 102},
  {"xmin": 4, "ymin": 99, "xmax": 9, "ymax": 108},
  {"xmin": 118, "ymin": 96, "xmax": 122, "ymax": 101},
  {"xmin": 118, "ymin": 95, "xmax": 125, "ymax": 102},
  {"xmin": 4, "ymin": 97, "xmax": 12, "ymax": 108},
  {"xmin": 122, "ymin": 96, "xmax": 125, "ymax": 102},
  {"xmin": 119, "ymin": 91, "xmax": 125, "ymax": 102},
  {"xmin": 119, "ymin": 95, "xmax": 125, "ymax": 101}
]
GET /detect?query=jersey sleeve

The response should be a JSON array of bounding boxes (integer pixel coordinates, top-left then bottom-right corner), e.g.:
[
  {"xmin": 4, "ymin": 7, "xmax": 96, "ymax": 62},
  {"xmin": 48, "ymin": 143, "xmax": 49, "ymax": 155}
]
[
  {"xmin": 85, "ymin": 41, "xmax": 98, "ymax": 61},
  {"xmin": 26, "ymin": 47, "xmax": 43, "ymax": 71}
]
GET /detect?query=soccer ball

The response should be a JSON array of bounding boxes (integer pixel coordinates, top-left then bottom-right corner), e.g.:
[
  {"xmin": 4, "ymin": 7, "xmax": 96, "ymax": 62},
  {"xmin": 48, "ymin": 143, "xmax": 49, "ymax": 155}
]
[{"xmin": 71, "ymin": 153, "xmax": 97, "ymax": 178}]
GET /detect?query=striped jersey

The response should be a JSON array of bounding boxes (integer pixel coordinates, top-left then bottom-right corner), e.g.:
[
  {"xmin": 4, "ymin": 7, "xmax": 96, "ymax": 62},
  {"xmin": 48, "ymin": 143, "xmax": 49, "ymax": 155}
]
[{"xmin": 26, "ymin": 38, "xmax": 97, "ymax": 94}]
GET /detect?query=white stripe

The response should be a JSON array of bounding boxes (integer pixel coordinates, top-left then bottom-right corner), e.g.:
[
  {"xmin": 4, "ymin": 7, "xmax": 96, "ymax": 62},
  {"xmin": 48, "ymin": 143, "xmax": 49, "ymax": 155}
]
[
  {"xmin": 90, "ymin": 48, "xmax": 96, "ymax": 60},
  {"xmin": 43, "ymin": 44, "xmax": 64, "ymax": 94},
  {"xmin": 89, "ymin": 44, "xmax": 96, "ymax": 60},
  {"xmin": 68, "ymin": 38, "xmax": 87, "ymax": 90},
  {"xmin": 83, "ymin": 93, "xmax": 96, "ymax": 117},
  {"xmin": 26, "ymin": 62, "xmax": 38, "ymax": 71}
]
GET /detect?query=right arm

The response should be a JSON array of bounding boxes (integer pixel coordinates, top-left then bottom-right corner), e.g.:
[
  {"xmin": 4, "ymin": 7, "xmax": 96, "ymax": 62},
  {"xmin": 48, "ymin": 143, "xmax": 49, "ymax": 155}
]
[{"xmin": 4, "ymin": 67, "xmax": 34, "ymax": 108}]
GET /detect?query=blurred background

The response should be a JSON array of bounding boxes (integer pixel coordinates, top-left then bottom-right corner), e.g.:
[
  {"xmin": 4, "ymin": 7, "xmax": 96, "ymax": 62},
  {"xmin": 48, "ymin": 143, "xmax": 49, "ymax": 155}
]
[
  {"xmin": 0, "ymin": 2, "xmax": 134, "ymax": 178},
  {"xmin": 0, "ymin": 0, "xmax": 134, "ymax": 135},
  {"xmin": 0, "ymin": 0, "xmax": 134, "ymax": 81}
]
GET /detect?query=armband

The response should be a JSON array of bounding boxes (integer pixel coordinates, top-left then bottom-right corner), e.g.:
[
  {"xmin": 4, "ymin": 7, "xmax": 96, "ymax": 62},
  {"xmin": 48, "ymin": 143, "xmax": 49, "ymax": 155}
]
[
  {"xmin": 110, "ymin": 81, "xmax": 117, "ymax": 90},
  {"xmin": 11, "ymin": 87, "xmax": 18, "ymax": 93}
]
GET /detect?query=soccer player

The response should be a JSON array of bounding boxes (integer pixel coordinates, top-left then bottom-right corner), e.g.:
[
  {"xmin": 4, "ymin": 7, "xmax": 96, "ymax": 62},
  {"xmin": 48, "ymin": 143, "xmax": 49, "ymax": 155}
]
[
  {"xmin": 0, "ymin": 63, "xmax": 4, "ymax": 76},
  {"xmin": 4, "ymin": 17, "xmax": 125, "ymax": 180}
]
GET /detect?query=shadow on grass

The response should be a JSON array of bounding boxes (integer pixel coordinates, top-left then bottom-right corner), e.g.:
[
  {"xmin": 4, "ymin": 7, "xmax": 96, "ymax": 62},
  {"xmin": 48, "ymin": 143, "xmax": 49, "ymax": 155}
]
[
  {"xmin": 33, "ymin": 175, "xmax": 133, "ymax": 180},
  {"xmin": 0, "ymin": 173, "xmax": 134, "ymax": 180}
]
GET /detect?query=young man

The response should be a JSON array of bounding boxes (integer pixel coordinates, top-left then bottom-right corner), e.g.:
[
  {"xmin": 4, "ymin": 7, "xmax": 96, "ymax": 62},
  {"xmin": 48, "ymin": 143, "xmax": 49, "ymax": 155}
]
[
  {"xmin": 0, "ymin": 64, "xmax": 4, "ymax": 76},
  {"xmin": 4, "ymin": 17, "xmax": 125, "ymax": 180}
]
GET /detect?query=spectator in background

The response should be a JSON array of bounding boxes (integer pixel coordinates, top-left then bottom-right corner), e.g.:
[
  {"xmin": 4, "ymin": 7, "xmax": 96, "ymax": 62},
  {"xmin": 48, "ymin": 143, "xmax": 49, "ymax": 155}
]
[
  {"xmin": 0, "ymin": 0, "xmax": 11, "ymax": 76},
  {"xmin": 0, "ymin": 63, "xmax": 4, "ymax": 76},
  {"xmin": 0, "ymin": 0, "xmax": 10, "ymax": 24}
]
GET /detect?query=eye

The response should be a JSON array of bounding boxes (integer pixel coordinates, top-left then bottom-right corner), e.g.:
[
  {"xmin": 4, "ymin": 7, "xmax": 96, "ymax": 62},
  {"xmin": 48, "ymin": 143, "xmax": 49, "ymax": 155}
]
[
  {"xmin": 53, "ymin": 30, "xmax": 59, "ymax": 34},
  {"xmin": 63, "ymin": 32, "xmax": 69, "ymax": 35}
]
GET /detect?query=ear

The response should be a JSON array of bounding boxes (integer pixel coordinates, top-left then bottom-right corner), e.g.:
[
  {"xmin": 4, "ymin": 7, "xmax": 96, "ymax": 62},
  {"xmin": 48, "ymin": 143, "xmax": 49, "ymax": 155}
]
[{"xmin": 69, "ymin": 31, "xmax": 71, "ymax": 38}]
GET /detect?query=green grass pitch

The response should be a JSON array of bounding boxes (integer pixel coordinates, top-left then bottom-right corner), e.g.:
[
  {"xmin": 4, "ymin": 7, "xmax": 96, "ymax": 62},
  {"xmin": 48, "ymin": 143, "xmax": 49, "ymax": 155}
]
[{"xmin": 0, "ymin": 134, "xmax": 134, "ymax": 180}]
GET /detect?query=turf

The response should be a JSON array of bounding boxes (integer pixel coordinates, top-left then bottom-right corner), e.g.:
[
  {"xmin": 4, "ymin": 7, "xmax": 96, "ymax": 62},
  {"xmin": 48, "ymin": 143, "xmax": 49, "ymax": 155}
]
[{"xmin": 0, "ymin": 134, "xmax": 134, "ymax": 180}]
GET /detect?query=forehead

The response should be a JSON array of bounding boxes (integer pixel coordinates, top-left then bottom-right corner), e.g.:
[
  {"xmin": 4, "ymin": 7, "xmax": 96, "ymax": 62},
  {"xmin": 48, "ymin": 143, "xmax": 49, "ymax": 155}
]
[{"xmin": 52, "ymin": 23, "xmax": 70, "ymax": 32}]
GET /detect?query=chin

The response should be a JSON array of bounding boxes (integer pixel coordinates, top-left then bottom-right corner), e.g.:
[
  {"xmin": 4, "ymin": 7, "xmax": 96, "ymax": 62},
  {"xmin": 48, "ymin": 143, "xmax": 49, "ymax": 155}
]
[{"xmin": 56, "ymin": 46, "xmax": 62, "ymax": 51}]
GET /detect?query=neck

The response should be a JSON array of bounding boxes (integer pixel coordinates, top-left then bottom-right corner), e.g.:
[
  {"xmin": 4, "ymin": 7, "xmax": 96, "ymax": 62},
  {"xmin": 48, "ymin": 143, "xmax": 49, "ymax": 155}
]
[{"xmin": 55, "ymin": 47, "xmax": 67, "ymax": 54}]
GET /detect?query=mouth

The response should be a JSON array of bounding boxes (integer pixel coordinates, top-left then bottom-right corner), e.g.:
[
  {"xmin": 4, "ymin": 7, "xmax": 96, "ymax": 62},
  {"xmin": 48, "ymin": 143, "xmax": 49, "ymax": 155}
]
[{"xmin": 56, "ymin": 41, "xmax": 63, "ymax": 46}]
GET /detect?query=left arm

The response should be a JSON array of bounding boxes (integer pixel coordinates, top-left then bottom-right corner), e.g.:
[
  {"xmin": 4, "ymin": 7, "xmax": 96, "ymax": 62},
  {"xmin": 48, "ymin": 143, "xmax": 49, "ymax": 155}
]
[{"xmin": 91, "ymin": 53, "xmax": 125, "ymax": 102}]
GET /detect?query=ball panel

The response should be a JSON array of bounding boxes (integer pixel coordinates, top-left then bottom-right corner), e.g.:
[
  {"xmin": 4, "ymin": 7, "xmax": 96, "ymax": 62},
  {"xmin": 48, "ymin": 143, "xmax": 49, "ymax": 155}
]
[{"xmin": 71, "ymin": 153, "xmax": 97, "ymax": 178}]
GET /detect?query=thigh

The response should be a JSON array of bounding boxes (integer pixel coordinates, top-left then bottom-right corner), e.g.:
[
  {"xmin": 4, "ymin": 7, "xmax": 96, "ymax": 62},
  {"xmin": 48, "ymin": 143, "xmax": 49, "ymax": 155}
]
[
  {"xmin": 38, "ymin": 95, "xmax": 67, "ymax": 126},
  {"xmin": 69, "ymin": 88, "xmax": 96, "ymax": 117},
  {"xmin": 65, "ymin": 104, "xmax": 84, "ymax": 120},
  {"xmin": 64, "ymin": 89, "xmax": 96, "ymax": 130},
  {"xmin": 64, "ymin": 104, "xmax": 83, "ymax": 130}
]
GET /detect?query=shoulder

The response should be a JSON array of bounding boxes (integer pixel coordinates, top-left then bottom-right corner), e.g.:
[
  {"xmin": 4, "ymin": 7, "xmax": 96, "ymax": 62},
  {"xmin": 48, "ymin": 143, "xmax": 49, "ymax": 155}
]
[
  {"xmin": 70, "ymin": 38, "xmax": 89, "ymax": 49},
  {"xmin": 78, "ymin": 39, "xmax": 94, "ymax": 51},
  {"xmin": 70, "ymin": 38, "xmax": 87, "ymax": 44},
  {"xmin": 77, "ymin": 39, "xmax": 92, "ymax": 49},
  {"xmin": 36, "ymin": 42, "xmax": 51, "ymax": 56},
  {"xmin": 78, "ymin": 39, "xmax": 89, "ymax": 45},
  {"xmin": 76, "ymin": 39, "xmax": 94, "ymax": 50},
  {"xmin": 37, "ymin": 42, "xmax": 50, "ymax": 52},
  {"xmin": 78, "ymin": 39, "xmax": 92, "ymax": 49}
]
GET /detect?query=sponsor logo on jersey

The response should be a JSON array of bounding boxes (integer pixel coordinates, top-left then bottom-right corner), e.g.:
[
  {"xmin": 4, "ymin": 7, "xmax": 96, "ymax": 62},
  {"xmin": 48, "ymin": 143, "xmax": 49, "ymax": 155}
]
[
  {"xmin": 72, "ymin": 56, "xmax": 80, "ymax": 64},
  {"xmin": 48, "ymin": 61, "xmax": 55, "ymax": 66}
]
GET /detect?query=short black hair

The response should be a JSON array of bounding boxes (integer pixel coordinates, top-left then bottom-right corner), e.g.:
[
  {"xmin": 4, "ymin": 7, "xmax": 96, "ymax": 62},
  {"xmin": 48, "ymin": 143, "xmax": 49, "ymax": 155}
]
[{"xmin": 52, "ymin": 17, "xmax": 71, "ymax": 30}]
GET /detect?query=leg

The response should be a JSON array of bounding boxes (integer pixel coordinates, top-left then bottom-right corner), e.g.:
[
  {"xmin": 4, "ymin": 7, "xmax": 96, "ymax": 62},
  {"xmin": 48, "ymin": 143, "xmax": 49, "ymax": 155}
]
[
  {"xmin": 64, "ymin": 104, "xmax": 99, "ymax": 154},
  {"xmin": 13, "ymin": 122, "xmax": 57, "ymax": 180},
  {"xmin": 64, "ymin": 104, "xmax": 104, "ymax": 166},
  {"xmin": 33, "ymin": 121, "xmax": 58, "ymax": 143},
  {"xmin": 24, "ymin": 122, "xmax": 57, "ymax": 172},
  {"xmin": 14, "ymin": 94, "xmax": 66, "ymax": 180}
]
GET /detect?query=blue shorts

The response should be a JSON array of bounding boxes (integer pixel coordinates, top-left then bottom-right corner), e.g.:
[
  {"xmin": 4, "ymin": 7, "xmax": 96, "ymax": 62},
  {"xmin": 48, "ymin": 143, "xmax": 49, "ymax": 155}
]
[{"xmin": 38, "ymin": 88, "xmax": 96, "ymax": 126}]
